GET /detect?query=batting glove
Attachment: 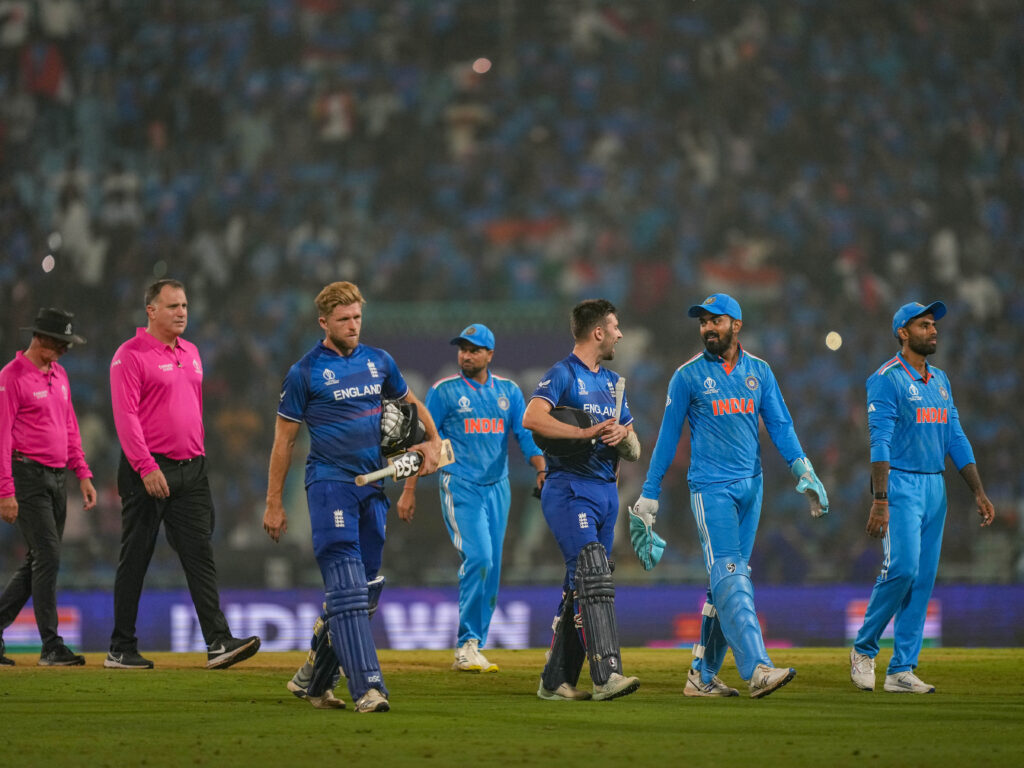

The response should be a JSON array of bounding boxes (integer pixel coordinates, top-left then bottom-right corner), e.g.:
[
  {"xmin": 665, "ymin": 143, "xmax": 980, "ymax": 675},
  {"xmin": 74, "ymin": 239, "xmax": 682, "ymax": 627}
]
[
  {"xmin": 628, "ymin": 496, "xmax": 666, "ymax": 570},
  {"xmin": 790, "ymin": 457, "xmax": 829, "ymax": 518}
]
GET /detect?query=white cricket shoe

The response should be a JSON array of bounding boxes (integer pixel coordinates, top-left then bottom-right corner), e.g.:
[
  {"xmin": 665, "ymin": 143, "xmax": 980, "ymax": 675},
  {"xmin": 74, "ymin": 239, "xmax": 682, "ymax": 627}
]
[
  {"xmin": 684, "ymin": 667, "xmax": 739, "ymax": 697},
  {"xmin": 287, "ymin": 679, "xmax": 346, "ymax": 709},
  {"xmin": 748, "ymin": 664, "xmax": 796, "ymax": 699},
  {"xmin": 537, "ymin": 680, "xmax": 592, "ymax": 701},
  {"xmin": 592, "ymin": 672, "xmax": 640, "ymax": 701},
  {"xmin": 354, "ymin": 688, "xmax": 390, "ymax": 713},
  {"xmin": 850, "ymin": 648, "xmax": 876, "ymax": 691},
  {"xmin": 452, "ymin": 639, "xmax": 498, "ymax": 673},
  {"xmin": 884, "ymin": 671, "xmax": 935, "ymax": 694}
]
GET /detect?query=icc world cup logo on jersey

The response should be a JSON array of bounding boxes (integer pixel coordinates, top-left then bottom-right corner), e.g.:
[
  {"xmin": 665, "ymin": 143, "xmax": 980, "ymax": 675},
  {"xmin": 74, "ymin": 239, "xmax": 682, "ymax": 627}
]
[{"xmin": 703, "ymin": 377, "xmax": 718, "ymax": 395}]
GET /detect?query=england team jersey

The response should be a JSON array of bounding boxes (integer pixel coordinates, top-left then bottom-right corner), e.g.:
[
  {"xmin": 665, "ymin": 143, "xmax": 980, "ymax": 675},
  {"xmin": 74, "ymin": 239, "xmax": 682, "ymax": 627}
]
[
  {"xmin": 643, "ymin": 347, "xmax": 804, "ymax": 496},
  {"xmin": 867, "ymin": 353, "xmax": 974, "ymax": 473},
  {"xmin": 531, "ymin": 354, "xmax": 633, "ymax": 483},
  {"xmin": 426, "ymin": 372, "xmax": 542, "ymax": 485},
  {"xmin": 278, "ymin": 342, "xmax": 409, "ymax": 486}
]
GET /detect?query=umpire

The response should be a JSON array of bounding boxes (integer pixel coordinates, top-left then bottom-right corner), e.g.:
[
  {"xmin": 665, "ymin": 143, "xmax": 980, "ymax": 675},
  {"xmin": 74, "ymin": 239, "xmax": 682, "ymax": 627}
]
[
  {"xmin": 105, "ymin": 279, "xmax": 259, "ymax": 670},
  {"xmin": 0, "ymin": 308, "xmax": 96, "ymax": 666}
]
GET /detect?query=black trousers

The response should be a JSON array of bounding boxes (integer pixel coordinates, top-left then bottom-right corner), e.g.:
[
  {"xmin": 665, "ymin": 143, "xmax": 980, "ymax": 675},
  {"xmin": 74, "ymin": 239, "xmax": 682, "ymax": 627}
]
[
  {"xmin": 109, "ymin": 453, "xmax": 231, "ymax": 652},
  {"xmin": 0, "ymin": 461, "xmax": 68, "ymax": 651}
]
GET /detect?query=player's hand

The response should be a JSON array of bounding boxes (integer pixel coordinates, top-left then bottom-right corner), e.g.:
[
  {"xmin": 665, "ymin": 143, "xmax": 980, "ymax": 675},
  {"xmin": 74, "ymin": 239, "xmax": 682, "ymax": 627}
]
[
  {"xmin": 790, "ymin": 457, "xmax": 829, "ymax": 517},
  {"xmin": 0, "ymin": 496, "xmax": 17, "ymax": 524},
  {"xmin": 263, "ymin": 500, "xmax": 288, "ymax": 542},
  {"xmin": 80, "ymin": 478, "xmax": 97, "ymax": 511},
  {"xmin": 976, "ymin": 493, "xmax": 995, "ymax": 527},
  {"xmin": 598, "ymin": 421, "xmax": 628, "ymax": 447},
  {"xmin": 629, "ymin": 496, "xmax": 666, "ymax": 570},
  {"xmin": 410, "ymin": 439, "xmax": 442, "ymax": 476},
  {"xmin": 397, "ymin": 485, "xmax": 416, "ymax": 522},
  {"xmin": 866, "ymin": 501, "xmax": 888, "ymax": 538},
  {"xmin": 142, "ymin": 468, "xmax": 170, "ymax": 499}
]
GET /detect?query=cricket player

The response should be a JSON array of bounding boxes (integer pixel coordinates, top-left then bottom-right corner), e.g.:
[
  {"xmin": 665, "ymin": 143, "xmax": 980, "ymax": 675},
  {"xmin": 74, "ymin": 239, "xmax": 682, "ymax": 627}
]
[
  {"xmin": 397, "ymin": 323, "xmax": 545, "ymax": 673},
  {"xmin": 263, "ymin": 281, "xmax": 442, "ymax": 712},
  {"xmin": 630, "ymin": 293, "xmax": 829, "ymax": 699},
  {"xmin": 850, "ymin": 301, "xmax": 994, "ymax": 694},
  {"xmin": 523, "ymin": 298, "xmax": 642, "ymax": 702}
]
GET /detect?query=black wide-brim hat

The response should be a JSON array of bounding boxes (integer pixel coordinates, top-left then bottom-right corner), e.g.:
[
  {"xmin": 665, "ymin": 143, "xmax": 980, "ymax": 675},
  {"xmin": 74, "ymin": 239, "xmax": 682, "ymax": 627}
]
[{"xmin": 22, "ymin": 307, "xmax": 86, "ymax": 345}]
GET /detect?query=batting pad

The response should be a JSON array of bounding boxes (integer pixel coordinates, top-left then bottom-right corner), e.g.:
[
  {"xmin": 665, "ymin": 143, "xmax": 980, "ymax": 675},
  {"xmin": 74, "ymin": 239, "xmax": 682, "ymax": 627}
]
[
  {"xmin": 541, "ymin": 588, "xmax": 587, "ymax": 692},
  {"xmin": 691, "ymin": 590, "xmax": 729, "ymax": 680},
  {"xmin": 575, "ymin": 542, "xmax": 623, "ymax": 686},
  {"xmin": 324, "ymin": 557, "xmax": 388, "ymax": 701},
  {"xmin": 709, "ymin": 558, "xmax": 771, "ymax": 680}
]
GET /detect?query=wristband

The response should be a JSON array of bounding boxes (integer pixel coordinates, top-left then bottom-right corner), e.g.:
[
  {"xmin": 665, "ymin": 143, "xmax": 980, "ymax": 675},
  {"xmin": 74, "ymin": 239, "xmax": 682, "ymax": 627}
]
[{"xmin": 873, "ymin": 492, "xmax": 888, "ymax": 500}]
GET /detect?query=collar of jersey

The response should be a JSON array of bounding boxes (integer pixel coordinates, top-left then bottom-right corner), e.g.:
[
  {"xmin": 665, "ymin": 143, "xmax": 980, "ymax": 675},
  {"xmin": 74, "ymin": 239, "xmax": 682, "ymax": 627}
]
[
  {"xmin": 702, "ymin": 345, "xmax": 745, "ymax": 375},
  {"xmin": 895, "ymin": 352, "xmax": 932, "ymax": 383},
  {"xmin": 460, "ymin": 371, "xmax": 492, "ymax": 390}
]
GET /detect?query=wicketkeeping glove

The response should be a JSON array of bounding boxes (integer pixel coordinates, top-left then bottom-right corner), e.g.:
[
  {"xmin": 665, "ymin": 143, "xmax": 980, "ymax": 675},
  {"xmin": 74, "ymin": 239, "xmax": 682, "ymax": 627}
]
[
  {"xmin": 628, "ymin": 496, "xmax": 666, "ymax": 570},
  {"xmin": 790, "ymin": 457, "xmax": 829, "ymax": 518}
]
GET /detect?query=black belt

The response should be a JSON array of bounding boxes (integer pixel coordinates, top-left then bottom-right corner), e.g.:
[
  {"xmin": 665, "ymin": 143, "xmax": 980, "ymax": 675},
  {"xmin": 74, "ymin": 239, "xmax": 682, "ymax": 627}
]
[
  {"xmin": 12, "ymin": 451, "xmax": 65, "ymax": 473},
  {"xmin": 155, "ymin": 454, "xmax": 202, "ymax": 467}
]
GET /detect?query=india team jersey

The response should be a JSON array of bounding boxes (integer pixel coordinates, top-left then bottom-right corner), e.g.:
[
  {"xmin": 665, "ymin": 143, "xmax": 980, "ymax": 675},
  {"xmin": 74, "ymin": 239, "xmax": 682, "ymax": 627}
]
[
  {"xmin": 643, "ymin": 347, "xmax": 804, "ymax": 496},
  {"xmin": 278, "ymin": 342, "xmax": 409, "ymax": 486},
  {"xmin": 426, "ymin": 372, "xmax": 542, "ymax": 485},
  {"xmin": 531, "ymin": 354, "xmax": 633, "ymax": 483},
  {"xmin": 867, "ymin": 353, "xmax": 974, "ymax": 473}
]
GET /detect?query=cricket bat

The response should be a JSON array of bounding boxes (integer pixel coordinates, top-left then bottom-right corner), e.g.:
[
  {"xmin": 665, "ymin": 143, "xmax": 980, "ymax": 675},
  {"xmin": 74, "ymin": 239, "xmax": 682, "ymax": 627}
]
[
  {"xmin": 613, "ymin": 377, "xmax": 625, "ymax": 421},
  {"xmin": 354, "ymin": 438, "xmax": 455, "ymax": 486}
]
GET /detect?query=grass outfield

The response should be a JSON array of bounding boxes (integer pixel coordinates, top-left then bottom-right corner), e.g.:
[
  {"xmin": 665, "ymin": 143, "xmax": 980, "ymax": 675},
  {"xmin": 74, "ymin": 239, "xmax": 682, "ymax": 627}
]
[{"xmin": 1, "ymin": 648, "xmax": 1021, "ymax": 768}]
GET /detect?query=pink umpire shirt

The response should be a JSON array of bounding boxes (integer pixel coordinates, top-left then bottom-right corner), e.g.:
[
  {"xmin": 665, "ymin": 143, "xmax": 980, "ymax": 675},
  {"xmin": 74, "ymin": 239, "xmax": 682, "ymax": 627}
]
[
  {"xmin": 0, "ymin": 351, "xmax": 93, "ymax": 498},
  {"xmin": 110, "ymin": 328, "xmax": 205, "ymax": 478}
]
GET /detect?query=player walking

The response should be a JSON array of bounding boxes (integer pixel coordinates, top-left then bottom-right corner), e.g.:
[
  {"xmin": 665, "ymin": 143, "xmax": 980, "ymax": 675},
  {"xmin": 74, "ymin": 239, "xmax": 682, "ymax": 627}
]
[
  {"xmin": 398, "ymin": 323, "xmax": 545, "ymax": 673},
  {"xmin": 631, "ymin": 293, "xmax": 828, "ymax": 699},
  {"xmin": 524, "ymin": 299, "xmax": 642, "ymax": 702},
  {"xmin": 263, "ymin": 281, "xmax": 442, "ymax": 712},
  {"xmin": 850, "ymin": 301, "xmax": 994, "ymax": 694}
]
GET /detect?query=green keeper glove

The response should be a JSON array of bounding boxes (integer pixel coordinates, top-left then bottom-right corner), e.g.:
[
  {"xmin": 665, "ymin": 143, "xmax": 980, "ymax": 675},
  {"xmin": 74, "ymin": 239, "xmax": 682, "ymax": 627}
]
[
  {"xmin": 790, "ymin": 457, "xmax": 829, "ymax": 518},
  {"xmin": 628, "ymin": 496, "xmax": 666, "ymax": 570}
]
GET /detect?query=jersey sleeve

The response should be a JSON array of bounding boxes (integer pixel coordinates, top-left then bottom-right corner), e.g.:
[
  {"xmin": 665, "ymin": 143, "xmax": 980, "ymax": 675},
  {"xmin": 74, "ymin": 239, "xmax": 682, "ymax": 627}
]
[
  {"xmin": 641, "ymin": 368, "xmax": 691, "ymax": 500},
  {"xmin": 509, "ymin": 382, "xmax": 543, "ymax": 460},
  {"xmin": 531, "ymin": 362, "xmax": 570, "ymax": 406},
  {"xmin": 867, "ymin": 371, "xmax": 899, "ymax": 463},
  {"xmin": 945, "ymin": 379, "xmax": 976, "ymax": 470},
  {"xmin": 424, "ymin": 383, "xmax": 446, "ymax": 436},
  {"xmin": 277, "ymin": 362, "xmax": 309, "ymax": 423},
  {"xmin": 380, "ymin": 350, "xmax": 410, "ymax": 401},
  {"xmin": 110, "ymin": 348, "xmax": 158, "ymax": 477},
  {"xmin": 0, "ymin": 367, "xmax": 17, "ymax": 497},
  {"xmin": 759, "ymin": 364, "xmax": 804, "ymax": 465}
]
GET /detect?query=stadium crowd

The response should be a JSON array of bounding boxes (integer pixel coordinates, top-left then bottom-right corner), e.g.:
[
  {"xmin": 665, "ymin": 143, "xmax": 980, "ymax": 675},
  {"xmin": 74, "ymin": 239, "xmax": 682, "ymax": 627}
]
[{"xmin": 1, "ymin": 0, "xmax": 1021, "ymax": 588}]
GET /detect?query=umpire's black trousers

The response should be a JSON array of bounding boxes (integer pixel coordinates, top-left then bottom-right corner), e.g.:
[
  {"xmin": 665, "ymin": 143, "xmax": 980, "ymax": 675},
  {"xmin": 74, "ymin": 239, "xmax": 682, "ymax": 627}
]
[
  {"xmin": 109, "ymin": 453, "xmax": 231, "ymax": 652},
  {"xmin": 0, "ymin": 460, "xmax": 68, "ymax": 651}
]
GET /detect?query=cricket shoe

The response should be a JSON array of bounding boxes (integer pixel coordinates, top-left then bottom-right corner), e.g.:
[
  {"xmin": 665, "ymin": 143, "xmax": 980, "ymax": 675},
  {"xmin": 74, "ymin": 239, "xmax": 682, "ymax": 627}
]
[
  {"xmin": 592, "ymin": 672, "xmax": 640, "ymax": 701},
  {"xmin": 884, "ymin": 671, "xmax": 935, "ymax": 694},
  {"xmin": 104, "ymin": 650, "xmax": 154, "ymax": 669},
  {"xmin": 452, "ymin": 638, "xmax": 498, "ymax": 673},
  {"xmin": 38, "ymin": 644, "xmax": 85, "ymax": 666},
  {"xmin": 536, "ymin": 680, "xmax": 592, "ymax": 701},
  {"xmin": 354, "ymin": 688, "xmax": 390, "ymax": 713},
  {"xmin": 286, "ymin": 680, "xmax": 346, "ymax": 709},
  {"xmin": 207, "ymin": 636, "xmax": 261, "ymax": 669},
  {"xmin": 1, "ymin": 639, "xmax": 16, "ymax": 666},
  {"xmin": 748, "ymin": 664, "xmax": 796, "ymax": 699},
  {"xmin": 684, "ymin": 667, "xmax": 739, "ymax": 697},
  {"xmin": 850, "ymin": 648, "xmax": 876, "ymax": 691}
]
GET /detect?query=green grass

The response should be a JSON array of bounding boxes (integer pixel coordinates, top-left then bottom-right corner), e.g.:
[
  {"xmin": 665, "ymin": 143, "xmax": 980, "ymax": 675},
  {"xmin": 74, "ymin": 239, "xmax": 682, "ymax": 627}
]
[{"xmin": 1, "ymin": 648, "xmax": 1022, "ymax": 768}]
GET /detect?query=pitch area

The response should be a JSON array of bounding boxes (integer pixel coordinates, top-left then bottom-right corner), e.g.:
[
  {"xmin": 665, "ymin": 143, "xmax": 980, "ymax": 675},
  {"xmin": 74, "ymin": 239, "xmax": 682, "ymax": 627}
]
[{"xmin": 1, "ymin": 648, "xmax": 1020, "ymax": 768}]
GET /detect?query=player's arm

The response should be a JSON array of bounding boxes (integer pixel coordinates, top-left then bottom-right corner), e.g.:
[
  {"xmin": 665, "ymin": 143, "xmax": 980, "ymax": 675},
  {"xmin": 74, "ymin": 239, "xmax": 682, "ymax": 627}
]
[
  {"xmin": 522, "ymin": 397, "xmax": 612, "ymax": 441},
  {"xmin": 508, "ymin": 385, "xmax": 547, "ymax": 490},
  {"xmin": 0, "ymin": 370, "xmax": 21, "ymax": 522},
  {"xmin": 944, "ymin": 382, "xmax": 994, "ymax": 526},
  {"xmin": 402, "ymin": 388, "xmax": 443, "ymax": 475},
  {"xmin": 865, "ymin": 373, "xmax": 899, "ymax": 538},
  {"xmin": 639, "ymin": 370, "xmax": 689, "ymax": 500},
  {"xmin": 264, "ymin": 416, "xmax": 301, "ymax": 542},
  {"xmin": 398, "ymin": 385, "xmax": 444, "ymax": 521},
  {"xmin": 111, "ymin": 350, "xmax": 168, "ymax": 498}
]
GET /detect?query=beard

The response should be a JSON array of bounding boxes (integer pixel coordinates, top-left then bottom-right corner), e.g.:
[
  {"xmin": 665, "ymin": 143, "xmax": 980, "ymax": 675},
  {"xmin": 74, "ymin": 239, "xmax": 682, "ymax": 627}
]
[
  {"xmin": 460, "ymin": 359, "xmax": 486, "ymax": 378},
  {"xmin": 907, "ymin": 336, "xmax": 937, "ymax": 357},
  {"xmin": 328, "ymin": 331, "xmax": 359, "ymax": 353},
  {"xmin": 703, "ymin": 326, "xmax": 734, "ymax": 356}
]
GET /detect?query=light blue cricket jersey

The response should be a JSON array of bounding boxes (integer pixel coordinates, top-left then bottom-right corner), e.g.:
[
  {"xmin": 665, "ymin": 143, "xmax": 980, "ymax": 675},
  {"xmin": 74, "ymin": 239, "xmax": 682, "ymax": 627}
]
[
  {"xmin": 531, "ymin": 354, "xmax": 633, "ymax": 483},
  {"xmin": 642, "ymin": 346, "xmax": 804, "ymax": 497},
  {"xmin": 278, "ymin": 341, "xmax": 409, "ymax": 486},
  {"xmin": 426, "ymin": 371, "xmax": 542, "ymax": 485},
  {"xmin": 867, "ymin": 353, "xmax": 974, "ymax": 473}
]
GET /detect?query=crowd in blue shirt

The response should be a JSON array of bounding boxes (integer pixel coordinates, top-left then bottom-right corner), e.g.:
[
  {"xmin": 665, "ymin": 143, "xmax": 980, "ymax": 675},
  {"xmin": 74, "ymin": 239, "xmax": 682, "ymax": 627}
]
[{"xmin": 0, "ymin": 1, "xmax": 1021, "ymax": 586}]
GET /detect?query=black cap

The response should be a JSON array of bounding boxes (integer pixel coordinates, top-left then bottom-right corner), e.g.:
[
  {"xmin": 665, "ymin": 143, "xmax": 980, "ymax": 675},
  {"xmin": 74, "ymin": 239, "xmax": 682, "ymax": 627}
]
[{"xmin": 22, "ymin": 308, "xmax": 86, "ymax": 345}]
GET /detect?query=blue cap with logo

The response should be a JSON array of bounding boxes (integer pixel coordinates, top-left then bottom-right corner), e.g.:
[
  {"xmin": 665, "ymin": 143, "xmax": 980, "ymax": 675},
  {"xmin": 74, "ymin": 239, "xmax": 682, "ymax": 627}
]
[
  {"xmin": 450, "ymin": 323, "xmax": 495, "ymax": 350},
  {"xmin": 892, "ymin": 301, "xmax": 946, "ymax": 339},
  {"xmin": 687, "ymin": 293, "xmax": 742, "ymax": 321}
]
